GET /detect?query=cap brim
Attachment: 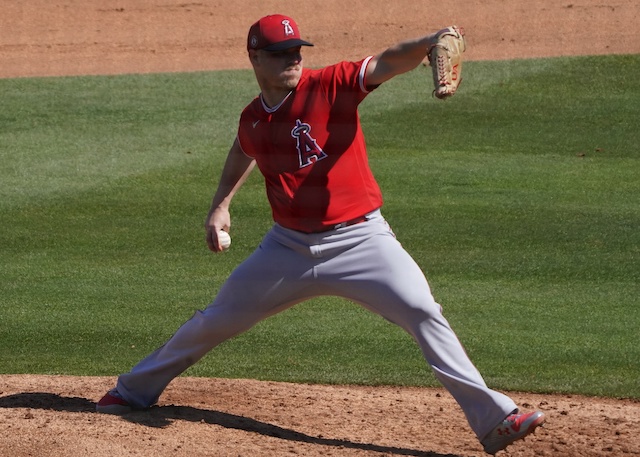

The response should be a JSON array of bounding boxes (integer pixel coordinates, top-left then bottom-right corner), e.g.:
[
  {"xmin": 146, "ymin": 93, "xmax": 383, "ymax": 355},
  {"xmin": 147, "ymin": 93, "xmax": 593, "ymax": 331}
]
[{"xmin": 262, "ymin": 39, "xmax": 314, "ymax": 52}]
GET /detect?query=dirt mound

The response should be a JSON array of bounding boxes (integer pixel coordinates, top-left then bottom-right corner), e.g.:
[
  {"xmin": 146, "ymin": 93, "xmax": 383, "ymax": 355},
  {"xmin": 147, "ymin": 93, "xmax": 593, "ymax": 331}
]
[
  {"xmin": 1, "ymin": 1, "xmax": 639, "ymax": 455},
  {"xmin": 1, "ymin": 375, "xmax": 638, "ymax": 456}
]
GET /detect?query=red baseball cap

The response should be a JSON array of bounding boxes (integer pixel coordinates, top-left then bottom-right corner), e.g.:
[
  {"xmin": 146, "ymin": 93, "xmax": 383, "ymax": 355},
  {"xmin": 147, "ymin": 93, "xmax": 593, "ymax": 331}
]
[{"xmin": 247, "ymin": 14, "xmax": 314, "ymax": 52}]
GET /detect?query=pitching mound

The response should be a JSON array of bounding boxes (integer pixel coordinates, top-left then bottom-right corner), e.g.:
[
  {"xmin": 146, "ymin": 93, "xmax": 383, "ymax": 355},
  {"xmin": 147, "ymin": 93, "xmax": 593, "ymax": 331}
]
[{"xmin": 1, "ymin": 375, "xmax": 638, "ymax": 456}]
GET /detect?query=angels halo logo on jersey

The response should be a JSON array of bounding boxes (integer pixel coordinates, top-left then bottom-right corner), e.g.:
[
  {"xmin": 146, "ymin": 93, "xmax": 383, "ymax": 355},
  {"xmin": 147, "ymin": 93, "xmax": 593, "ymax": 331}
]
[{"xmin": 291, "ymin": 119, "xmax": 328, "ymax": 168}]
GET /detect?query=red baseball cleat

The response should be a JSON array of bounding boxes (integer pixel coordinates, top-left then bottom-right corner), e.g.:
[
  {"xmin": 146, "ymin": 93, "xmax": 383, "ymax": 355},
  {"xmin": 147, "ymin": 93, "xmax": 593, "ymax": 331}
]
[
  {"xmin": 481, "ymin": 410, "xmax": 546, "ymax": 454},
  {"xmin": 96, "ymin": 389, "xmax": 132, "ymax": 415}
]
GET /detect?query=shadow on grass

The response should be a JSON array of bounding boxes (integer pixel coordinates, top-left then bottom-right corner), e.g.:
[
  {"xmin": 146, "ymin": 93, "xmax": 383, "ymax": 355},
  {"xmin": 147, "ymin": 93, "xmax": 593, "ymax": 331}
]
[{"xmin": 0, "ymin": 392, "xmax": 465, "ymax": 457}]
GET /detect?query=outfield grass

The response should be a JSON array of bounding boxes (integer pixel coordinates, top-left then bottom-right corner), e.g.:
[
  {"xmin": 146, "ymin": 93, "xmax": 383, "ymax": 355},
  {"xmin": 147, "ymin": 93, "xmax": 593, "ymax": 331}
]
[{"xmin": 1, "ymin": 55, "xmax": 638, "ymax": 398}]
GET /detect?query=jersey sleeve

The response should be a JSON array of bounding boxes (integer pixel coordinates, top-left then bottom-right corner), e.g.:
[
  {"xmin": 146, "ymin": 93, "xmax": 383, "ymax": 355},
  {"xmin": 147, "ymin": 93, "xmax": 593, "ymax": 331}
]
[{"xmin": 319, "ymin": 57, "xmax": 376, "ymax": 108}]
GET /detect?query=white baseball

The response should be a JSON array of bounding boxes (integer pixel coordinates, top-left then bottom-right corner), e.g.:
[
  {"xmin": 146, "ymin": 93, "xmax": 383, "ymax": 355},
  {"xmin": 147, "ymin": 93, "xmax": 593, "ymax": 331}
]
[{"xmin": 218, "ymin": 230, "xmax": 231, "ymax": 250}]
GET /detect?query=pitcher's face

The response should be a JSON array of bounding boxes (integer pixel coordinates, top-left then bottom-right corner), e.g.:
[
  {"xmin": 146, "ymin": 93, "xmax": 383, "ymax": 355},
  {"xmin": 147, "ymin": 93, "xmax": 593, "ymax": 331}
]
[{"xmin": 251, "ymin": 46, "xmax": 303, "ymax": 92}]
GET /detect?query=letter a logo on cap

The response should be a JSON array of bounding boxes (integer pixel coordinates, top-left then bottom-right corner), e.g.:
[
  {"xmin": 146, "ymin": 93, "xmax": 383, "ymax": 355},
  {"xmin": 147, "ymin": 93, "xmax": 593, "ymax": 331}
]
[{"xmin": 282, "ymin": 20, "xmax": 295, "ymax": 37}]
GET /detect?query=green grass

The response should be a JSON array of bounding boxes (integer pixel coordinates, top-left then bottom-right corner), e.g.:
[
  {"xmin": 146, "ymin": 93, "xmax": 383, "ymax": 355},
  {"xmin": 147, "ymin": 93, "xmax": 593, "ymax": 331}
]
[{"xmin": 1, "ymin": 55, "xmax": 638, "ymax": 398}]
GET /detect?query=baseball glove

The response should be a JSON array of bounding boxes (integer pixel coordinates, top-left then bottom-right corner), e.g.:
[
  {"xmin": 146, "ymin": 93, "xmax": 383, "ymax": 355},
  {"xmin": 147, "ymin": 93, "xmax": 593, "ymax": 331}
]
[{"xmin": 427, "ymin": 26, "xmax": 466, "ymax": 99}]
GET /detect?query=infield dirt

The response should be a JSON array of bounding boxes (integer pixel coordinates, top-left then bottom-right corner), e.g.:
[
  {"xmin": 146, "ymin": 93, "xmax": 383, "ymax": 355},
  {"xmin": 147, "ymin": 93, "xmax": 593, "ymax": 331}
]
[{"xmin": 1, "ymin": 1, "xmax": 639, "ymax": 456}]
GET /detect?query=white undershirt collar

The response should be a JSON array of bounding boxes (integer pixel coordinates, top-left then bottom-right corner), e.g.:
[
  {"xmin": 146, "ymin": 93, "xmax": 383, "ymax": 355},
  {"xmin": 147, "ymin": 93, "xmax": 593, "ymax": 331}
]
[{"xmin": 260, "ymin": 91, "xmax": 293, "ymax": 113}]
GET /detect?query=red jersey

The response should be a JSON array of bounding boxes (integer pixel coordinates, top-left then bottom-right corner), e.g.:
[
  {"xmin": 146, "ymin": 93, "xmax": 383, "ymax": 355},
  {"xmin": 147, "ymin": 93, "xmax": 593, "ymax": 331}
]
[{"xmin": 237, "ymin": 57, "xmax": 383, "ymax": 233}]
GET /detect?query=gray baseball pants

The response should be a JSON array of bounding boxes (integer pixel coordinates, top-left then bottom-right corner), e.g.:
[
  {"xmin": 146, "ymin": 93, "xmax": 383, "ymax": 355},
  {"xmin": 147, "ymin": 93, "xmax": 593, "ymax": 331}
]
[{"xmin": 116, "ymin": 209, "xmax": 516, "ymax": 439}]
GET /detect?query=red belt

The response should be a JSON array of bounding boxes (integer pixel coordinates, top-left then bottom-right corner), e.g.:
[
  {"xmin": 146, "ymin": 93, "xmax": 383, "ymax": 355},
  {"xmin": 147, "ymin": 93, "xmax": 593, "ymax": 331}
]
[{"xmin": 314, "ymin": 215, "xmax": 369, "ymax": 232}]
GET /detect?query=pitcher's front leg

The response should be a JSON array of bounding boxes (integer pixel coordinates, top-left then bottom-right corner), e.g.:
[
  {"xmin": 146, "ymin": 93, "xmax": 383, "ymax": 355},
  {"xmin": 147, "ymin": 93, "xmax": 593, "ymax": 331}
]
[{"xmin": 327, "ymin": 232, "xmax": 517, "ymax": 439}]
